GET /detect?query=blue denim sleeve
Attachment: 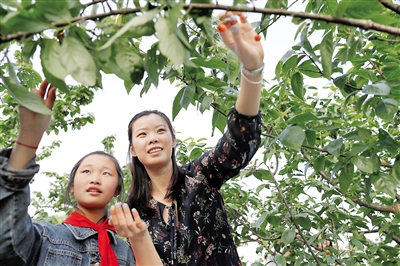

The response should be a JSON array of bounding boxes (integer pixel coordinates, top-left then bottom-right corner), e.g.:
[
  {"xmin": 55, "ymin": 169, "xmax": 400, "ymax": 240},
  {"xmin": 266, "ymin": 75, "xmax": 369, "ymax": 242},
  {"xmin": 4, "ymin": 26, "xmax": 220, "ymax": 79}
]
[
  {"xmin": 0, "ymin": 148, "xmax": 43, "ymax": 265},
  {"xmin": 182, "ymin": 107, "xmax": 262, "ymax": 189}
]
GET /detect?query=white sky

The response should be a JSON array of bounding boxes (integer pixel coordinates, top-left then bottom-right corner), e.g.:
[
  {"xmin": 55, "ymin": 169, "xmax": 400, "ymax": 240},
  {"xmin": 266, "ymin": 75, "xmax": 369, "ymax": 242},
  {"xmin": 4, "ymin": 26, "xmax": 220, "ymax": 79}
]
[{"xmin": 27, "ymin": 4, "xmax": 312, "ymax": 264}]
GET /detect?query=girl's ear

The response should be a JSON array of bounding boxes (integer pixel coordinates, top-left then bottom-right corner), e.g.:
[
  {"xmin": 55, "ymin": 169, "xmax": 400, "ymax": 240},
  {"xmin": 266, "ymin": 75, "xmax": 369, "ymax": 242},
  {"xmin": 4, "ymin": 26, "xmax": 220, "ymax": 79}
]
[
  {"xmin": 114, "ymin": 190, "xmax": 119, "ymax": 197},
  {"xmin": 70, "ymin": 186, "xmax": 74, "ymax": 194},
  {"xmin": 130, "ymin": 145, "xmax": 137, "ymax": 157}
]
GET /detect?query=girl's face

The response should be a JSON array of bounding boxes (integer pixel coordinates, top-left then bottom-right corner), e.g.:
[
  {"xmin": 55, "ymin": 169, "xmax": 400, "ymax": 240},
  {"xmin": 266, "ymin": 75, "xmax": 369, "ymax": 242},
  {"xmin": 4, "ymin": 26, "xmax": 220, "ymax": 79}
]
[
  {"xmin": 130, "ymin": 114, "xmax": 176, "ymax": 170},
  {"xmin": 70, "ymin": 154, "xmax": 119, "ymax": 212}
]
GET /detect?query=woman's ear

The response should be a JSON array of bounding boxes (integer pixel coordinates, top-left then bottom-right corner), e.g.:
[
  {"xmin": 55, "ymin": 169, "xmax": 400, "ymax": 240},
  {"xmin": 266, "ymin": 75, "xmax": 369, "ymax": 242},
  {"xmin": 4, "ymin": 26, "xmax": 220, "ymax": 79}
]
[
  {"xmin": 114, "ymin": 190, "xmax": 119, "ymax": 197},
  {"xmin": 130, "ymin": 145, "xmax": 137, "ymax": 157},
  {"xmin": 172, "ymin": 137, "xmax": 176, "ymax": 148}
]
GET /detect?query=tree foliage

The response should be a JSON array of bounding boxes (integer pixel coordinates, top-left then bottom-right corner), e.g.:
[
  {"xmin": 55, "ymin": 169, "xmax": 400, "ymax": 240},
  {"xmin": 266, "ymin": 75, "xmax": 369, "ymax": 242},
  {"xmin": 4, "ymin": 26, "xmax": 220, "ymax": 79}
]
[{"xmin": 1, "ymin": 0, "xmax": 400, "ymax": 265}]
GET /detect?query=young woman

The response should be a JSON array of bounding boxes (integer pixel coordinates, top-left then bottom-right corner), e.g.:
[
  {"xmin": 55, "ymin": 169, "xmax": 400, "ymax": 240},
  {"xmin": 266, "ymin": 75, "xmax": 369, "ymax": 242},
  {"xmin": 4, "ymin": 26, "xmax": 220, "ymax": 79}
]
[
  {"xmin": 112, "ymin": 12, "xmax": 264, "ymax": 265},
  {"xmin": 0, "ymin": 80, "xmax": 162, "ymax": 266}
]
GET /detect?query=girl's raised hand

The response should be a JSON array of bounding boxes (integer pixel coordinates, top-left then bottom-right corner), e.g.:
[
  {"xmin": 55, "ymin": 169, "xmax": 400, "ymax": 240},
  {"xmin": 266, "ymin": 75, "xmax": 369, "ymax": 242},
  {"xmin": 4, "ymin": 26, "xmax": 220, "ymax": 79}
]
[
  {"xmin": 217, "ymin": 12, "xmax": 264, "ymax": 71},
  {"xmin": 109, "ymin": 203, "xmax": 148, "ymax": 240},
  {"xmin": 18, "ymin": 80, "xmax": 56, "ymax": 141}
]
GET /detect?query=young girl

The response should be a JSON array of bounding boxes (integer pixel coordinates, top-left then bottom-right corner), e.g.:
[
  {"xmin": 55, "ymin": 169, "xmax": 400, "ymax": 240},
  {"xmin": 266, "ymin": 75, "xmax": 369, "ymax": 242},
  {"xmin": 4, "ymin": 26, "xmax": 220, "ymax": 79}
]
[
  {"xmin": 112, "ymin": 12, "xmax": 264, "ymax": 265},
  {"xmin": 0, "ymin": 80, "xmax": 162, "ymax": 266}
]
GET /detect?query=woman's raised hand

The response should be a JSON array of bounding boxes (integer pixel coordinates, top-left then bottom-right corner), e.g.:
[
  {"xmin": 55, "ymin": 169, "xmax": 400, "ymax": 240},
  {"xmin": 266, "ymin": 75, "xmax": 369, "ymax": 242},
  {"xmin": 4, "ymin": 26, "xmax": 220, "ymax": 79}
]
[{"xmin": 217, "ymin": 12, "xmax": 264, "ymax": 71}]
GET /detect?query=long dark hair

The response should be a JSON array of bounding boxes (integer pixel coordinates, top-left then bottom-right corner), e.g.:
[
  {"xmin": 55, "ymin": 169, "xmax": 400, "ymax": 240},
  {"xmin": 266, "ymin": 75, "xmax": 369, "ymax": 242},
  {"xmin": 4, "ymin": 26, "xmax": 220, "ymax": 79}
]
[
  {"xmin": 126, "ymin": 110, "xmax": 185, "ymax": 215},
  {"xmin": 65, "ymin": 151, "xmax": 124, "ymax": 207}
]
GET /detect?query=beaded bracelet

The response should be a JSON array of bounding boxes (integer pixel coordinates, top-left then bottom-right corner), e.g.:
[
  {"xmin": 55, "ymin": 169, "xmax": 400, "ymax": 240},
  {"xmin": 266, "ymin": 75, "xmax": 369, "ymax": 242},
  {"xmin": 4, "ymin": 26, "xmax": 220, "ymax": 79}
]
[
  {"xmin": 15, "ymin": 141, "xmax": 38, "ymax": 149},
  {"xmin": 241, "ymin": 63, "xmax": 264, "ymax": 85}
]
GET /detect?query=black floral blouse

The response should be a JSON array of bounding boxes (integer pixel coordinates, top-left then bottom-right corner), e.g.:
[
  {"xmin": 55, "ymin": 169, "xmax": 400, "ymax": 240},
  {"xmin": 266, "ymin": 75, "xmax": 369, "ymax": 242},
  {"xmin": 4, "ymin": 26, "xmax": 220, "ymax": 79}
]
[{"xmin": 140, "ymin": 107, "xmax": 261, "ymax": 266}]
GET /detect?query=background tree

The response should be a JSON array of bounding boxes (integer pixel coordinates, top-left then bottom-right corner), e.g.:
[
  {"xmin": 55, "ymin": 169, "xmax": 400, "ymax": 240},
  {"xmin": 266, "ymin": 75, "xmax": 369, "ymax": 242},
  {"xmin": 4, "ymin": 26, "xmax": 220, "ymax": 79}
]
[{"xmin": 1, "ymin": 0, "xmax": 399, "ymax": 265}]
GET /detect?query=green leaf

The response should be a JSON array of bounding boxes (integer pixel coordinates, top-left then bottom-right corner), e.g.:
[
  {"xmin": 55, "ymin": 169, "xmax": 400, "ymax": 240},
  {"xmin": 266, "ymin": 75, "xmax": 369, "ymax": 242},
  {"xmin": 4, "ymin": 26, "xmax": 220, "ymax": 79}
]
[
  {"xmin": 325, "ymin": 138, "xmax": 343, "ymax": 157},
  {"xmin": 355, "ymin": 94, "xmax": 368, "ymax": 112},
  {"xmin": 180, "ymin": 85, "xmax": 195, "ymax": 110},
  {"xmin": 350, "ymin": 238, "xmax": 364, "ymax": 249},
  {"xmin": 172, "ymin": 87, "xmax": 185, "ymax": 120},
  {"xmin": 297, "ymin": 216, "xmax": 312, "ymax": 230},
  {"xmin": 0, "ymin": 11, "xmax": 52, "ymax": 35},
  {"xmin": 291, "ymin": 72, "xmax": 304, "ymax": 100},
  {"xmin": 155, "ymin": 16, "xmax": 187, "ymax": 70},
  {"xmin": 40, "ymin": 39, "xmax": 68, "ymax": 81},
  {"xmin": 227, "ymin": 51, "xmax": 240, "ymax": 84},
  {"xmin": 339, "ymin": 163, "xmax": 354, "ymax": 193},
  {"xmin": 36, "ymin": 0, "xmax": 72, "ymax": 23},
  {"xmin": 351, "ymin": 156, "xmax": 374, "ymax": 174},
  {"xmin": 298, "ymin": 60, "xmax": 321, "ymax": 78},
  {"xmin": 287, "ymin": 112, "xmax": 318, "ymax": 124},
  {"xmin": 144, "ymin": 46, "xmax": 159, "ymax": 87},
  {"xmin": 320, "ymin": 30, "xmax": 333, "ymax": 78},
  {"xmin": 282, "ymin": 229, "xmax": 296, "ymax": 244},
  {"xmin": 253, "ymin": 212, "xmax": 268, "ymax": 229},
  {"xmin": 371, "ymin": 173, "xmax": 398, "ymax": 198},
  {"xmin": 393, "ymin": 161, "xmax": 400, "ymax": 184},
  {"xmin": 300, "ymin": 26, "xmax": 318, "ymax": 62},
  {"xmin": 21, "ymin": 38, "xmax": 37, "ymax": 63},
  {"xmin": 98, "ymin": 8, "xmax": 159, "ymax": 50},
  {"xmin": 274, "ymin": 254, "xmax": 286, "ymax": 266},
  {"xmin": 279, "ymin": 126, "xmax": 305, "ymax": 151},
  {"xmin": 211, "ymin": 109, "xmax": 226, "ymax": 135},
  {"xmin": 1, "ymin": 76, "xmax": 52, "ymax": 115},
  {"xmin": 375, "ymin": 98, "xmax": 398, "ymax": 122},
  {"xmin": 314, "ymin": 156, "xmax": 326, "ymax": 172},
  {"xmin": 333, "ymin": 74, "xmax": 348, "ymax": 90},
  {"xmin": 362, "ymin": 82, "xmax": 390, "ymax": 95},
  {"xmin": 60, "ymin": 36, "xmax": 97, "ymax": 86},
  {"xmin": 199, "ymin": 96, "xmax": 212, "ymax": 113},
  {"xmin": 253, "ymin": 169, "xmax": 273, "ymax": 181},
  {"xmin": 42, "ymin": 66, "xmax": 69, "ymax": 93},
  {"xmin": 194, "ymin": 16, "xmax": 214, "ymax": 45}
]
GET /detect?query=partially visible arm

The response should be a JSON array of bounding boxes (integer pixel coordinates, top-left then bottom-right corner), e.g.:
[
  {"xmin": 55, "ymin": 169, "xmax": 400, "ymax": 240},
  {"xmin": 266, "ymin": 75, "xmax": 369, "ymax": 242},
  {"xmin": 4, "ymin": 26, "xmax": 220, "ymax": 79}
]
[
  {"xmin": 218, "ymin": 12, "xmax": 264, "ymax": 116},
  {"xmin": 0, "ymin": 149, "xmax": 41, "ymax": 265},
  {"xmin": 9, "ymin": 80, "xmax": 56, "ymax": 169},
  {"xmin": 110, "ymin": 204, "xmax": 163, "ymax": 266}
]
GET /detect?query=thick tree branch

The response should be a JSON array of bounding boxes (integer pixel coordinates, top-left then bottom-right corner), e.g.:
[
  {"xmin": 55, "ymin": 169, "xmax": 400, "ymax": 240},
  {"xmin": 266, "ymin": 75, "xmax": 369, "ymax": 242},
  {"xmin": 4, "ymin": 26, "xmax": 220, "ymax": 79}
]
[
  {"xmin": 367, "ymin": 214, "xmax": 400, "ymax": 245},
  {"xmin": 2, "ymin": 3, "xmax": 400, "ymax": 44},
  {"xmin": 378, "ymin": 0, "xmax": 400, "ymax": 15}
]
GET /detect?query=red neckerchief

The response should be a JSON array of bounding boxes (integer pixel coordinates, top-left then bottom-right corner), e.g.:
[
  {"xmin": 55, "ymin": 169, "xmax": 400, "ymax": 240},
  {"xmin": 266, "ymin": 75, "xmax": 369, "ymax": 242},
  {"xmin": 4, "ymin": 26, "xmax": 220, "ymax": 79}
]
[{"xmin": 63, "ymin": 211, "xmax": 118, "ymax": 266}]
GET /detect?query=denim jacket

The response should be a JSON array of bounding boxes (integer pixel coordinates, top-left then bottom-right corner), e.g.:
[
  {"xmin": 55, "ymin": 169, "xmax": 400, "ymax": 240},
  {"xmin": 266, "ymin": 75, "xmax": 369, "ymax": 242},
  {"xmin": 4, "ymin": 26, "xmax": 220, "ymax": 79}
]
[{"xmin": 0, "ymin": 149, "xmax": 135, "ymax": 266}]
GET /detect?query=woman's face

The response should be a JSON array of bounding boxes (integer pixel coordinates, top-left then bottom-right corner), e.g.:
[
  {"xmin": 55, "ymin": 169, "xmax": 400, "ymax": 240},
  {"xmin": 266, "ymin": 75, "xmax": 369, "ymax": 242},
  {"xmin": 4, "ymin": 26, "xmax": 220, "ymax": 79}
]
[
  {"xmin": 129, "ymin": 113, "xmax": 176, "ymax": 170},
  {"xmin": 70, "ymin": 154, "xmax": 119, "ymax": 212}
]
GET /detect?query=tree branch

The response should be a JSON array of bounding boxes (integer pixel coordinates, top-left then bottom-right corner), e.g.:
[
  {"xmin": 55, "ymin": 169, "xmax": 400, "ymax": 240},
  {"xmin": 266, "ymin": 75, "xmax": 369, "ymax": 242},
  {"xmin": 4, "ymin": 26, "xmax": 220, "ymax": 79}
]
[
  {"xmin": 2, "ymin": 3, "xmax": 400, "ymax": 44},
  {"xmin": 378, "ymin": 0, "xmax": 400, "ymax": 15},
  {"xmin": 269, "ymin": 168, "xmax": 322, "ymax": 266},
  {"xmin": 301, "ymin": 149, "xmax": 400, "ymax": 214}
]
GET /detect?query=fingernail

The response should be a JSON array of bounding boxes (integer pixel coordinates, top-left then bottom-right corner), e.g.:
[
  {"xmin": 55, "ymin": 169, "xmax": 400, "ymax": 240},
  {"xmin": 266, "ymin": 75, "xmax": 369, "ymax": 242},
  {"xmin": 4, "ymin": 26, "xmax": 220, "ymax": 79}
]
[
  {"xmin": 116, "ymin": 202, "xmax": 121, "ymax": 209},
  {"xmin": 109, "ymin": 215, "xmax": 112, "ymax": 221},
  {"xmin": 217, "ymin": 24, "xmax": 226, "ymax": 32},
  {"xmin": 224, "ymin": 17, "xmax": 231, "ymax": 23},
  {"xmin": 231, "ymin": 15, "xmax": 238, "ymax": 21},
  {"xmin": 231, "ymin": 25, "xmax": 238, "ymax": 33},
  {"xmin": 123, "ymin": 203, "xmax": 129, "ymax": 210},
  {"xmin": 131, "ymin": 208, "xmax": 137, "ymax": 214}
]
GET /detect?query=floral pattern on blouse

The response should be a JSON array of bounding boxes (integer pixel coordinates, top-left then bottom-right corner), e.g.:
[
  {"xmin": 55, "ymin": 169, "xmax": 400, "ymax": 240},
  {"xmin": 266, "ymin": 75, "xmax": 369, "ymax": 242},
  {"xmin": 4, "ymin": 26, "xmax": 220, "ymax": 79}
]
[{"xmin": 140, "ymin": 107, "xmax": 261, "ymax": 266}]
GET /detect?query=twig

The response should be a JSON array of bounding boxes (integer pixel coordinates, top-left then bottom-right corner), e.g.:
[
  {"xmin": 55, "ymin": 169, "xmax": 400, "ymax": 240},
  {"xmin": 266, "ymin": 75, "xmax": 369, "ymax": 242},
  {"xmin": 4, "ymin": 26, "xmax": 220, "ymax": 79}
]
[
  {"xmin": 378, "ymin": 0, "xmax": 400, "ymax": 15},
  {"xmin": 2, "ymin": 3, "xmax": 400, "ymax": 44},
  {"xmin": 269, "ymin": 168, "xmax": 322, "ymax": 265}
]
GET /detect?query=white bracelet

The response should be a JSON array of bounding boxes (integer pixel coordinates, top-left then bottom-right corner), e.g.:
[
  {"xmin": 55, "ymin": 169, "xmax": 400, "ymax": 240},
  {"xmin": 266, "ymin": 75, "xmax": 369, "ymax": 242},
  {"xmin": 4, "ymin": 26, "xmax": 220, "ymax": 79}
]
[
  {"xmin": 241, "ymin": 72, "xmax": 263, "ymax": 85},
  {"xmin": 241, "ymin": 63, "xmax": 264, "ymax": 77}
]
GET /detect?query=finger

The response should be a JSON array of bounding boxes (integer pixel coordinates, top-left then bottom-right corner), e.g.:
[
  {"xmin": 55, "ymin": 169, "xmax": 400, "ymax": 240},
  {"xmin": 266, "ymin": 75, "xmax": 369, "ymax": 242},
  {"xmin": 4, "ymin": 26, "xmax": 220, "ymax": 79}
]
[
  {"xmin": 44, "ymin": 86, "xmax": 57, "ymax": 110},
  {"xmin": 122, "ymin": 203, "xmax": 135, "ymax": 225},
  {"xmin": 38, "ymin": 80, "xmax": 50, "ymax": 99},
  {"xmin": 131, "ymin": 208, "xmax": 146, "ymax": 231}
]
